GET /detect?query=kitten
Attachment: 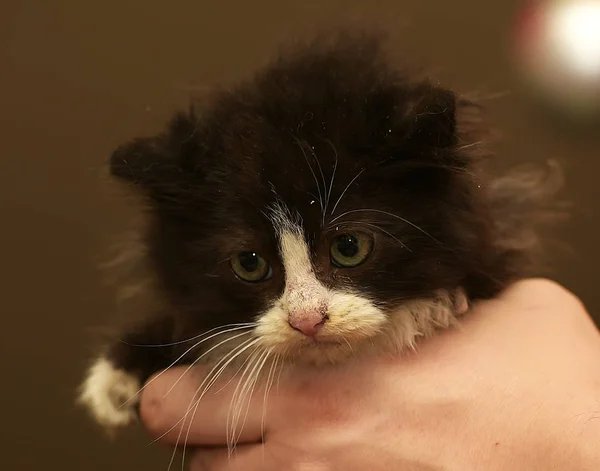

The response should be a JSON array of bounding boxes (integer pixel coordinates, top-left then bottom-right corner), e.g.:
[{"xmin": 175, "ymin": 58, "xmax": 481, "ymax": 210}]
[{"xmin": 78, "ymin": 33, "xmax": 562, "ymax": 431}]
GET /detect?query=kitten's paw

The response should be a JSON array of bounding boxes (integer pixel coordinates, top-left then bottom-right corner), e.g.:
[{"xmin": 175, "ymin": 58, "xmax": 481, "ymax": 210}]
[
  {"xmin": 78, "ymin": 357, "xmax": 141, "ymax": 429},
  {"xmin": 432, "ymin": 287, "xmax": 469, "ymax": 315}
]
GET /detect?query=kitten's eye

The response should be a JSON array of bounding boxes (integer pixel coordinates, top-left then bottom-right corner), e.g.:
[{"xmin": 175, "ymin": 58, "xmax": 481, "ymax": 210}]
[
  {"xmin": 330, "ymin": 233, "xmax": 374, "ymax": 268},
  {"xmin": 230, "ymin": 252, "xmax": 273, "ymax": 282}
]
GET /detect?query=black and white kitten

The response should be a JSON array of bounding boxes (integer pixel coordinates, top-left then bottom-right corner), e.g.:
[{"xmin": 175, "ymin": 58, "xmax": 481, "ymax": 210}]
[{"xmin": 79, "ymin": 34, "xmax": 561, "ymax": 430}]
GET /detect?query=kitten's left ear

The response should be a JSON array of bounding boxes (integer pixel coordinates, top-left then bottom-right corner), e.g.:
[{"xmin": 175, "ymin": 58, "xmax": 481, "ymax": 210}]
[{"xmin": 404, "ymin": 85, "xmax": 457, "ymax": 154}]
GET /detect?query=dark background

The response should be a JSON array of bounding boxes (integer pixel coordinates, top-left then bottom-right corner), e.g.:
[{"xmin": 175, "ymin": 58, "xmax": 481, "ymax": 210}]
[{"xmin": 1, "ymin": 1, "xmax": 598, "ymax": 470}]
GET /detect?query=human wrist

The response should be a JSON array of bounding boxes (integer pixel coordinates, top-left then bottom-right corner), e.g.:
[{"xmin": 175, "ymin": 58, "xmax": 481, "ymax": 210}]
[
  {"xmin": 565, "ymin": 393, "xmax": 600, "ymax": 469},
  {"xmin": 506, "ymin": 391, "xmax": 600, "ymax": 470}
]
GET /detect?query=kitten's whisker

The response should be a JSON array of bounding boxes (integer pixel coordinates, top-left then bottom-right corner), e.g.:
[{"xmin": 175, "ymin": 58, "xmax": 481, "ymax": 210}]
[
  {"xmin": 162, "ymin": 330, "xmax": 253, "ymax": 398},
  {"xmin": 324, "ymin": 139, "xmax": 339, "ymax": 226},
  {"xmin": 166, "ymin": 342, "xmax": 247, "ymax": 471},
  {"xmin": 308, "ymin": 192, "xmax": 321, "ymax": 205},
  {"xmin": 213, "ymin": 344, "xmax": 262, "ymax": 395},
  {"xmin": 227, "ymin": 349, "xmax": 263, "ymax": 453},
  {"xmin": 199, "ymin": 343, "xmax": 262, "ymax": 403},
  {"xmin": 342, "ymin": 337, "xmax": 356, "ymax": 357},
  {"xmin": 330, "ymin": 208, "xmax": 441, "ymax": 245},
  {"xmin": 184, "ymin": 339, "xmax": 261, "ymax": 452},
  {"xmin": 226, "ymin": 350, "xmax": 259, "ymax": 448},
  {"xmin": 179, "ymin": 341, "xmax": 256, "ymax": 471},
  {"xmin": 119, "ymin": 322, "xmax": 257, "ymax": 348},
  {"xmin": 305, "ymin": 140, "xmax": 328, "ymax": 216},
  {"xmin": 240, "ymin": 350, "xmax": 271, "ymax": 447},
  {"xmin": 150, "ymin": 337, "xmax": 261, "ymax": 446},
  {"xmin": 220, "ymin": 346, "xmax": 265, "ymax": 456},
  {"xmin": 166, "ymin": 347, "xmax": 235, "ymax": 471},
  {"xmin": 229, "ymin": 351, "xmax": 263, "ymax": 450},
  {"xmin": 121, "ymin": 325, "xmax": 255, "ymax": 407},
  {"xmin": 456, "ymin": 140, "xmax": 485, "ymax": 151},
  {"xmin": 275, "ymin": 349, "xmax": 287, "ymax": 395},
  {"xmin": 228, "ymin": 347, "xmax": 271, "ymax": 452},
  {"xmin": 233, "ymin": 350, "xmax": 272, "ymax": 448},
  {"xmin": 294, "ymin": 137, "xmax": 324, "ymax": 214},
  {"xmin": 261, "ymin": 351, "xmax": 278, "ymax": 444},
  {"xmin": 353, "ymin": 221, "xmax": 412, "ymax": 252},
  {"xmin": 330, "ymin": 168, "xmax": 366, "ymax": 217},
  {"xmin": 168, "ymin": 339, "xmax": 255, "ymax": 471},
  {"xmin": 166, "ymin": 381, "xmax": 198, "ymax": 471}
]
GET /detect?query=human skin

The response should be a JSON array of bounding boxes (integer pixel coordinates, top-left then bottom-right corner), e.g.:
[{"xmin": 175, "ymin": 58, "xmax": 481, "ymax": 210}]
[{"xmin": 140, "ymin": 279, "xmax": 600, "ymax": 470}]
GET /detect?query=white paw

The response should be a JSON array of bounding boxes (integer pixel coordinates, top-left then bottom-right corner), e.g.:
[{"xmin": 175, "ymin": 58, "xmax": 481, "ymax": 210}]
[{"xmin": 78, "ymin": 357, "xmax": 141, "ymax": 429}]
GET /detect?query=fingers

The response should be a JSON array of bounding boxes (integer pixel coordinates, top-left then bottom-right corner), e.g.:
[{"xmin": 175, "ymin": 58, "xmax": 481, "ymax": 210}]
[
  {"xmin": 189, "ymin": 446, "xmax": 327, "ymax": 471},
  {"xmin": 190, "ymin": 445, "xmax": 270, "ymax": 471},
  {"xmin": 140, "ymin": 365, "xmax": 276, "ymax": 446}
]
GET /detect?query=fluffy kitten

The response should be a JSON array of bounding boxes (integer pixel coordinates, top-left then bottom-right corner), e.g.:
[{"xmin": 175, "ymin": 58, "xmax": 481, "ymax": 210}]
[{"xmin": 79, "ymin": 33, "xmax": 561, "ymax": 430}]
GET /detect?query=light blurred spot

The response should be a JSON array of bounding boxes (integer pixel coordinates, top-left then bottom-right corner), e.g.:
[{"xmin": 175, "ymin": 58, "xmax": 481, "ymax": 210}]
[{"xmin": 550, "ymin": 0, "xmax": 600, "ymax": 77}]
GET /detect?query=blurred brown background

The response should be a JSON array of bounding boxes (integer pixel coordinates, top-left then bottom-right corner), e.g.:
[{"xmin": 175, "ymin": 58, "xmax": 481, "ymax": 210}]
[{"xmin": 1, "ymin": 1, "xmax": 598, "ymax": 470}]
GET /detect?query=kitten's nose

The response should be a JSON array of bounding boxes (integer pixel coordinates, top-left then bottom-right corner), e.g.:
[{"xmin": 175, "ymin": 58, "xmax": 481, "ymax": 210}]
[{"xmin": 288, "ymin": 310, "xmax": 326, "ymax": 337}]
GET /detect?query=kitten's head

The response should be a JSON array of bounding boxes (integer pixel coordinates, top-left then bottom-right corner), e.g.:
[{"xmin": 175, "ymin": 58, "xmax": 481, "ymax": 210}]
[{"xmin": 109, "ymin": 35, "xmax": 535, "ymax": 364}]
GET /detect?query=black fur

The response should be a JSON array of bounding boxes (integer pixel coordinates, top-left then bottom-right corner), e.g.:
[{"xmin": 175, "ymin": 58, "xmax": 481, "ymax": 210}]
[{"xmin": 101, "ymin": 33, "xmax": 561, "ymax": 385}]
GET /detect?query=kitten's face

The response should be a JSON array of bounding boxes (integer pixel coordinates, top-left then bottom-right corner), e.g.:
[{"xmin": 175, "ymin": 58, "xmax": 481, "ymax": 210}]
[{"xmin": 111, "ymin": 40, "xmax": 493, "ymax": 364}]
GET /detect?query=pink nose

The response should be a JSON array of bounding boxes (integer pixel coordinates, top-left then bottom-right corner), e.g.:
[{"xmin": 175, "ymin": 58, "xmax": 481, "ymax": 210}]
[{"xmin": 288, "ymin": 310, "xmax": 326, "ymax": 337}]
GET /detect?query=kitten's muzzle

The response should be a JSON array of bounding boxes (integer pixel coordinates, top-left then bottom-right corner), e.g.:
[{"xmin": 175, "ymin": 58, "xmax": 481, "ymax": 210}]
[{"xmin": 288, "ymin": 309, "xmax": 328, "ymax": 337}]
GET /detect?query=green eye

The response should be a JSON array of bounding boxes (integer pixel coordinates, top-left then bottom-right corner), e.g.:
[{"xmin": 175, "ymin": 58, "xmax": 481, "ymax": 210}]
[
  {"xmin": 330, "ymin": 233, "xmax": 374, "ymax": 268},
  {"xmin": 230, "ymin": 252, "xmax": 273, "ymax": 282}
]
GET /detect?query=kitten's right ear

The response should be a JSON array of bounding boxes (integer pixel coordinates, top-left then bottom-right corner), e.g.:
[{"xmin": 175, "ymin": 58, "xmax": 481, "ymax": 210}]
[
  {"xmin": 110, "ymin": 136, "xmax": 166, "ymax": 185},
  {"xmin": 109, "ymin": 111, "xmax": 200, "ymax": 203}
]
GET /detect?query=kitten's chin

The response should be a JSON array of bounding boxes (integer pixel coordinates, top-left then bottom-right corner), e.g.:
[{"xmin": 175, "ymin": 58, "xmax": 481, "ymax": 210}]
[
  {"xmin": 289, "ymin": 343, "xmax": 356, "ymax": 366},
  {"xmin": 275, "ymin": 334, "xmax": 378, "ymax": 367},
  {"xmin": 258, "ymin": 330, "xmax": 382, "ymax": 366}
]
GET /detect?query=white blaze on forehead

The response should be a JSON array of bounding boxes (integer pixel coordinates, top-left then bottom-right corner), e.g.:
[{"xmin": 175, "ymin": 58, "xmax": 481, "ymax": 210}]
[
  {"xmin": 279, "ymin": 231, "xmax": 329, "ymax": 312},
  {"xmin": 268, "ymin": 202, "xmax": 328, "ymax": 311},
  {"xmin": 279, "ymin": 231, "xmax": 313, "ymax": 280}
]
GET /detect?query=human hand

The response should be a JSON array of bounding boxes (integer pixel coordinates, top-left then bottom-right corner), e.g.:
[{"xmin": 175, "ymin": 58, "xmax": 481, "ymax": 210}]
[{"xmin": 140, "ymin": 279, "xmax": 600, "ymax": 470}]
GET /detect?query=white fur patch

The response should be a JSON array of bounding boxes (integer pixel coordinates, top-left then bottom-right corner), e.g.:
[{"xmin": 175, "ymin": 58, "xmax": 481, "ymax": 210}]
[
  {"xmin": 279, "ymin": 231, "xmax": 329, "ymax": 311},
  {"xmin": 383, "ymin": 287, "xmax": 470, "ymax": 351},
  {"xmin": 78, "ymin": 357, "xmax": 140, "ymax": 429}
]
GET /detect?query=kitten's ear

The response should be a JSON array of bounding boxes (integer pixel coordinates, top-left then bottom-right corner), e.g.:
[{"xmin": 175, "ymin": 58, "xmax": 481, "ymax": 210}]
[
  {"xmin": 110, "ymin": 111, "xmax": 200, "ymax": 204},
  {"xmin": 110, "ymin": 136, "xmax": 167, "ymax": 184},
  {"xmin": 404, "ymin": 86, "xmax": 457, "ymax": 154}
]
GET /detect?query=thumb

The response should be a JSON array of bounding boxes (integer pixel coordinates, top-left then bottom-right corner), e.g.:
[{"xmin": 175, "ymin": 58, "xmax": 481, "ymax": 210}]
[{"xmin": 139, "ymin": 361, "xmax": 279, "ymax": 447}]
